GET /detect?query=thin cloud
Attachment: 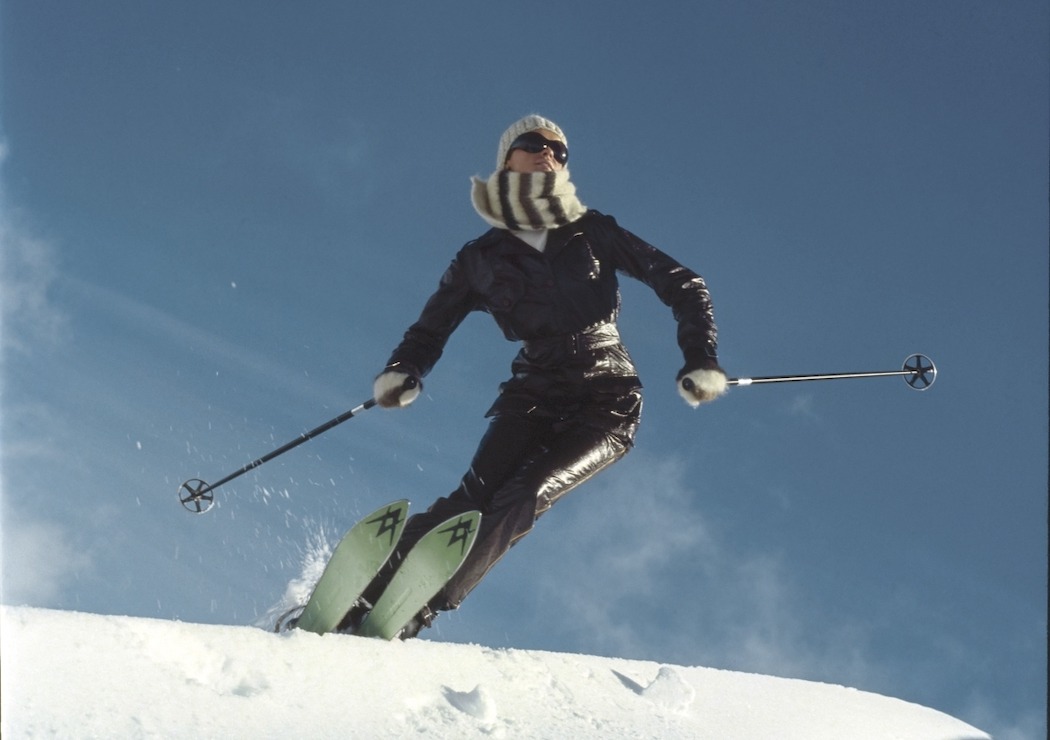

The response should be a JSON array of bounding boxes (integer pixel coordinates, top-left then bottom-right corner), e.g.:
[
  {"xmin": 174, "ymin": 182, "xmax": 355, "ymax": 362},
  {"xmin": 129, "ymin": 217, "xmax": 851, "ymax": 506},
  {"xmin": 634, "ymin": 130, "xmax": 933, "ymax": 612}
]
[
  {"xmin": 0, "ymin": 211, "xmax": 69, "ymax": 354},
  {"xmin": 530, "ymin": 452, "xmax": 717, "ymax": 652},
  {"xmin": 0, "ymin": 506, "xmax": 92, "ymax": 605},
  {"xmin": 960, "ymin": 693, "xmax": 1044, "ymax": 740},
  {"xmin": 526, "ymin": 449, "xmax": 888, "ymax": 688},
  {"xmin": 59, "ymin": 276, "xmax": 339, "ymax": 409},
  {"xmin": 784, "ymin": 392, "xmax": 821, "ymax": 421},
  {"xmin": 52, "ymin": 276, "xmax": 461, "ymax": 471}
]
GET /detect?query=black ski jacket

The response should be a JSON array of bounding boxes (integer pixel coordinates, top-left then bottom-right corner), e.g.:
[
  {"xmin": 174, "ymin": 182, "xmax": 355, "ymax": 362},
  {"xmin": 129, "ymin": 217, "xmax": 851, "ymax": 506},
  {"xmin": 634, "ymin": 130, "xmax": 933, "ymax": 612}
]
[{"xmin": 385, "ymin": 210, "xmax": 719, "ymax": 408}]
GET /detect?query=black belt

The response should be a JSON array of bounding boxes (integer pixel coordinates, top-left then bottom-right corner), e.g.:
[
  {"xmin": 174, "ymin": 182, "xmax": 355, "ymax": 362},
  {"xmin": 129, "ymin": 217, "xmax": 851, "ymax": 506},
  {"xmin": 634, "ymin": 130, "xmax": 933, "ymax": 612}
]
[{"xmin": 522, "ymin": 323, "xmax": 622, "ymax": 358}]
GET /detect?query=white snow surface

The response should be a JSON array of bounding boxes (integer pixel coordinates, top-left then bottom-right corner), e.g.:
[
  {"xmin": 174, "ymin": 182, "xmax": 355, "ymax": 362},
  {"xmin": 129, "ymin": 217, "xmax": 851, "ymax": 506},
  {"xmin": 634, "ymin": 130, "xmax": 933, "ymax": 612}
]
[{"xmin": 1, "ymin": 606, "xmax": 988, "ymax": 739}]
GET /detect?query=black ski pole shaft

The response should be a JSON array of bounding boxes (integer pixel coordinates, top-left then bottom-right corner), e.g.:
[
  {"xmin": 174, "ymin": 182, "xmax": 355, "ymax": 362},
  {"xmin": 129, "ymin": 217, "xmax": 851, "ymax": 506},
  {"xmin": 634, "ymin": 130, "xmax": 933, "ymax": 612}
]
[
  {"xmin": 204, "ymin": 398, "xmax": 376, "ymax": 492},
  {"xmin": 179, "ymin": 397, "xmax": 376, "ymax": 514},
  {"xmin": 179, "ymin": 376, "xmax": 420, "ymax": 513},
  {"xmin": 731, "ymin": 369, "xmax": 909, "ymax": 386},
  {"xmin": 721, "ymin": 353, "xmax": 937, "ymax": 391},
  {"xmin": 179, "ymin": 393, "xmax": 389, "ymax": 514}
]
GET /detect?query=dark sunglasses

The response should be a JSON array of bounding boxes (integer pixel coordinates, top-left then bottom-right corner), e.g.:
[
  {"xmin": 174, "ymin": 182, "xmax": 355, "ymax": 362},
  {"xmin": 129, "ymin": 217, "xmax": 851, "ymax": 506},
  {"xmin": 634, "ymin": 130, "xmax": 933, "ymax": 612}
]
[{"xmin": 507, "ymin": 131, "xmax": 569, "ymax": 165}]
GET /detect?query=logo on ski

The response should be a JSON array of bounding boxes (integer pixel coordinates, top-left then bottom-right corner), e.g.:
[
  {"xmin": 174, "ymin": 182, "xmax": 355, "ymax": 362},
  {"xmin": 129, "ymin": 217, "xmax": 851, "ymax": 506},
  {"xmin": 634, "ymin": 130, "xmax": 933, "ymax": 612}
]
[
  {"xmin": 438, "ymin": 515, "xmax": 478, "ymax": 557},
  {"xmin": 367, "ymin": 505, "xmax": 407, "ymax": 547}
]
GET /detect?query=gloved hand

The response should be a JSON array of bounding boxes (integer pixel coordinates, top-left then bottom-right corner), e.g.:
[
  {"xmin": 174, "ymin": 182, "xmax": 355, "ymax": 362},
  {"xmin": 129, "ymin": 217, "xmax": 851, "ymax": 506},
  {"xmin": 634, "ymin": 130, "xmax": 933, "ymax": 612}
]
[
  {"xmin": 677, "ymin": 367, "xmax": 728, "ymax": 407},
  {"xmin": 373, "ymin": 369, "xmax": 422, "ymax": 409}
]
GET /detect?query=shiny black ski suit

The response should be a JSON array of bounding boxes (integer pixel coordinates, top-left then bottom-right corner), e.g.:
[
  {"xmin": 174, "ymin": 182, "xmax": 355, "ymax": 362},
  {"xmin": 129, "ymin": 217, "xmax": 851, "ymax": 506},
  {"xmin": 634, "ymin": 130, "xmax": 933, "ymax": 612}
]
[{"xmin": 361, "ymin": 210, "xmax": 719, "ymax": 624}]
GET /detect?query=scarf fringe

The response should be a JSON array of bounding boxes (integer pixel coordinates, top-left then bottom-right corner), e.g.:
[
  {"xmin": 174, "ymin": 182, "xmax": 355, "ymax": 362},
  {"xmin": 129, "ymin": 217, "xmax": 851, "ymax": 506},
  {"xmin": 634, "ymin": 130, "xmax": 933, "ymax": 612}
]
[{"xmin": 471, "ymin": 170, "xmax": 587, "ymax": 231}]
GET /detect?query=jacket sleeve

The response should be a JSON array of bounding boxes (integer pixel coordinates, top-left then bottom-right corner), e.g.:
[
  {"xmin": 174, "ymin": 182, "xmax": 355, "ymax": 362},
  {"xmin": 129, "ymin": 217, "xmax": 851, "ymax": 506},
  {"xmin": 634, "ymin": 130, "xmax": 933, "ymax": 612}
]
[
  {"xmin": 595, "ymin": 214, "xmax": 720, "ymax": 371},
  {"xmin": 384, "ymin": 253, "xmax": 480, "ymax": 378}
]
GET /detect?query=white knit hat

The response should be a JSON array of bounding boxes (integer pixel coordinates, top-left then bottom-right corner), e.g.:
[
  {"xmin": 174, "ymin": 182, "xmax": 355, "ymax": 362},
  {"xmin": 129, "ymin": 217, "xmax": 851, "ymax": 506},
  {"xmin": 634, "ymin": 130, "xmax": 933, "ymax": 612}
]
[{"xmin": 496, "ymin": 114, "xmax": 567, "ymax": 168}]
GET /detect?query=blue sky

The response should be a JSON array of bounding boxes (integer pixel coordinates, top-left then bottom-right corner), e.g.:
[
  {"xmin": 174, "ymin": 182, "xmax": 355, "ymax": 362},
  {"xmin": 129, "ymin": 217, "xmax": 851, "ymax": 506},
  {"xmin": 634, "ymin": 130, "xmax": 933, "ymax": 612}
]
[{"xmin": 2, "ymin": 2, "xmax": 1046, "ymax": 737}]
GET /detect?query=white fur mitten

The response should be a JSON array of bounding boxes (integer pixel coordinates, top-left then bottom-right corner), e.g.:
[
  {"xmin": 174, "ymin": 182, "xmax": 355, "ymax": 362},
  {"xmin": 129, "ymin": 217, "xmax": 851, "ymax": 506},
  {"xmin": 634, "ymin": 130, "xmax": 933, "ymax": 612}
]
[
  {"xmin": 373, "ymin": 370, "xmax": 421, "ymax": 409},
  {"xmin": 677, "ymin": 368, "xmax": 728, "ymax": 407}
]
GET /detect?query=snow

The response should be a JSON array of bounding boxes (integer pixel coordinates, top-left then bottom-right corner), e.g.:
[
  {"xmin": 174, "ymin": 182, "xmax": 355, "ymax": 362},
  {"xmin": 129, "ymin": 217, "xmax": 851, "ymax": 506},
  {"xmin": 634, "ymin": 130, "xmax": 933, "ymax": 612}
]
[{"xmin": 1, "ymin": 606, "xmax": 988, "ymax": 739}]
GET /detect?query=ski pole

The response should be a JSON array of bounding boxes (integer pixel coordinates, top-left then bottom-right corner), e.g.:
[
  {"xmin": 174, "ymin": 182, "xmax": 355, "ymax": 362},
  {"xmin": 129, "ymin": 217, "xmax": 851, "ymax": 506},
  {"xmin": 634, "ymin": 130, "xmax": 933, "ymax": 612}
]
[
  {"xmin": 689, "ymin": 353, "xmax": 937, "ymax": 393},
  {"xmin": 178, "ymin": 379, "xmax": 417, "ymax": 514}
]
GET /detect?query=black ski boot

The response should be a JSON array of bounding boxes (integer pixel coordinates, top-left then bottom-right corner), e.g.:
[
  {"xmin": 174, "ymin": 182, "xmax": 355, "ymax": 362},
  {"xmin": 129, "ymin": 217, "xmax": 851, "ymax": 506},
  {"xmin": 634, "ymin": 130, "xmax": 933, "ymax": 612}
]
[
  {"xmin": 398, "ymin": 605, "xmax": 437, "ymax": 640},
  {"xmin": 335, "ymin": 598, "xmax": 373, "ymax": 634}
]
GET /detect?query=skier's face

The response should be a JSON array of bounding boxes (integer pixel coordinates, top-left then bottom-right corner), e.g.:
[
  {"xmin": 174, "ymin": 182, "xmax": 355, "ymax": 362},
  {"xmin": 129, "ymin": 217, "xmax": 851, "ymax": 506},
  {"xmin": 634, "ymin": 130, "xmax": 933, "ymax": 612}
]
[{"xmin": 504, "ymin": 129, "xmax": 567, "ymax": 173}]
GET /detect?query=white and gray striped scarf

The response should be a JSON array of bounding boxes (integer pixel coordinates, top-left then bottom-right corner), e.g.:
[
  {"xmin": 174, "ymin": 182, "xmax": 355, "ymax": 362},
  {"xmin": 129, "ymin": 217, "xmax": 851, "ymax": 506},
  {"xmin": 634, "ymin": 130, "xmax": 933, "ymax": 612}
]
[{"xmin": 470, "ymin": 169, "xmax": 587, "ymax": 232}]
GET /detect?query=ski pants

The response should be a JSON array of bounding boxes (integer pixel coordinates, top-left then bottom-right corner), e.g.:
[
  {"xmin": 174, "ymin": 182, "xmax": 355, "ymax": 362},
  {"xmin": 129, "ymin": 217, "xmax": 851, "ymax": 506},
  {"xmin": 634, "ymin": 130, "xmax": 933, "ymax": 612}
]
[{"xmin": 362, "ymin": 386, "xmax": 642, "ymax": 615}]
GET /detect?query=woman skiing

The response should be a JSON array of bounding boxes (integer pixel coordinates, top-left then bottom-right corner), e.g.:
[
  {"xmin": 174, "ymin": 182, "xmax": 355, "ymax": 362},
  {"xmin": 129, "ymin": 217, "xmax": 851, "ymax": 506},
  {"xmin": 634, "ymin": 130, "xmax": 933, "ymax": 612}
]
[{"xmin": 354, "ymin": 114, "xmax": 727, "ymax": 638}]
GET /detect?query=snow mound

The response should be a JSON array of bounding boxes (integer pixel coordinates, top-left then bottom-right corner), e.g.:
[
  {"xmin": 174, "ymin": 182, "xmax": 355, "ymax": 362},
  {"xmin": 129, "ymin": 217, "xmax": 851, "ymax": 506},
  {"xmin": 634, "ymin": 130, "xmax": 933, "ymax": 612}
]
[{"xmin": 0, "ymin": 606, "xmax": 988, "ymax": 739}]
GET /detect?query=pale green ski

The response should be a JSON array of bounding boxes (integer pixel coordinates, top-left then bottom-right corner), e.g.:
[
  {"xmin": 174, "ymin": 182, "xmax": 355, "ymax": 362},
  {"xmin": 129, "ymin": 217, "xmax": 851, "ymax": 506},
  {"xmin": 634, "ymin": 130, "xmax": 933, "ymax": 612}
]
[
  {"xmin": 294, "ymin": 499, "xmax": 410, "ymax": 635},
  {"xmin": 356, "ymin": 510, "xmax": 481, "ymax": 640}
]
